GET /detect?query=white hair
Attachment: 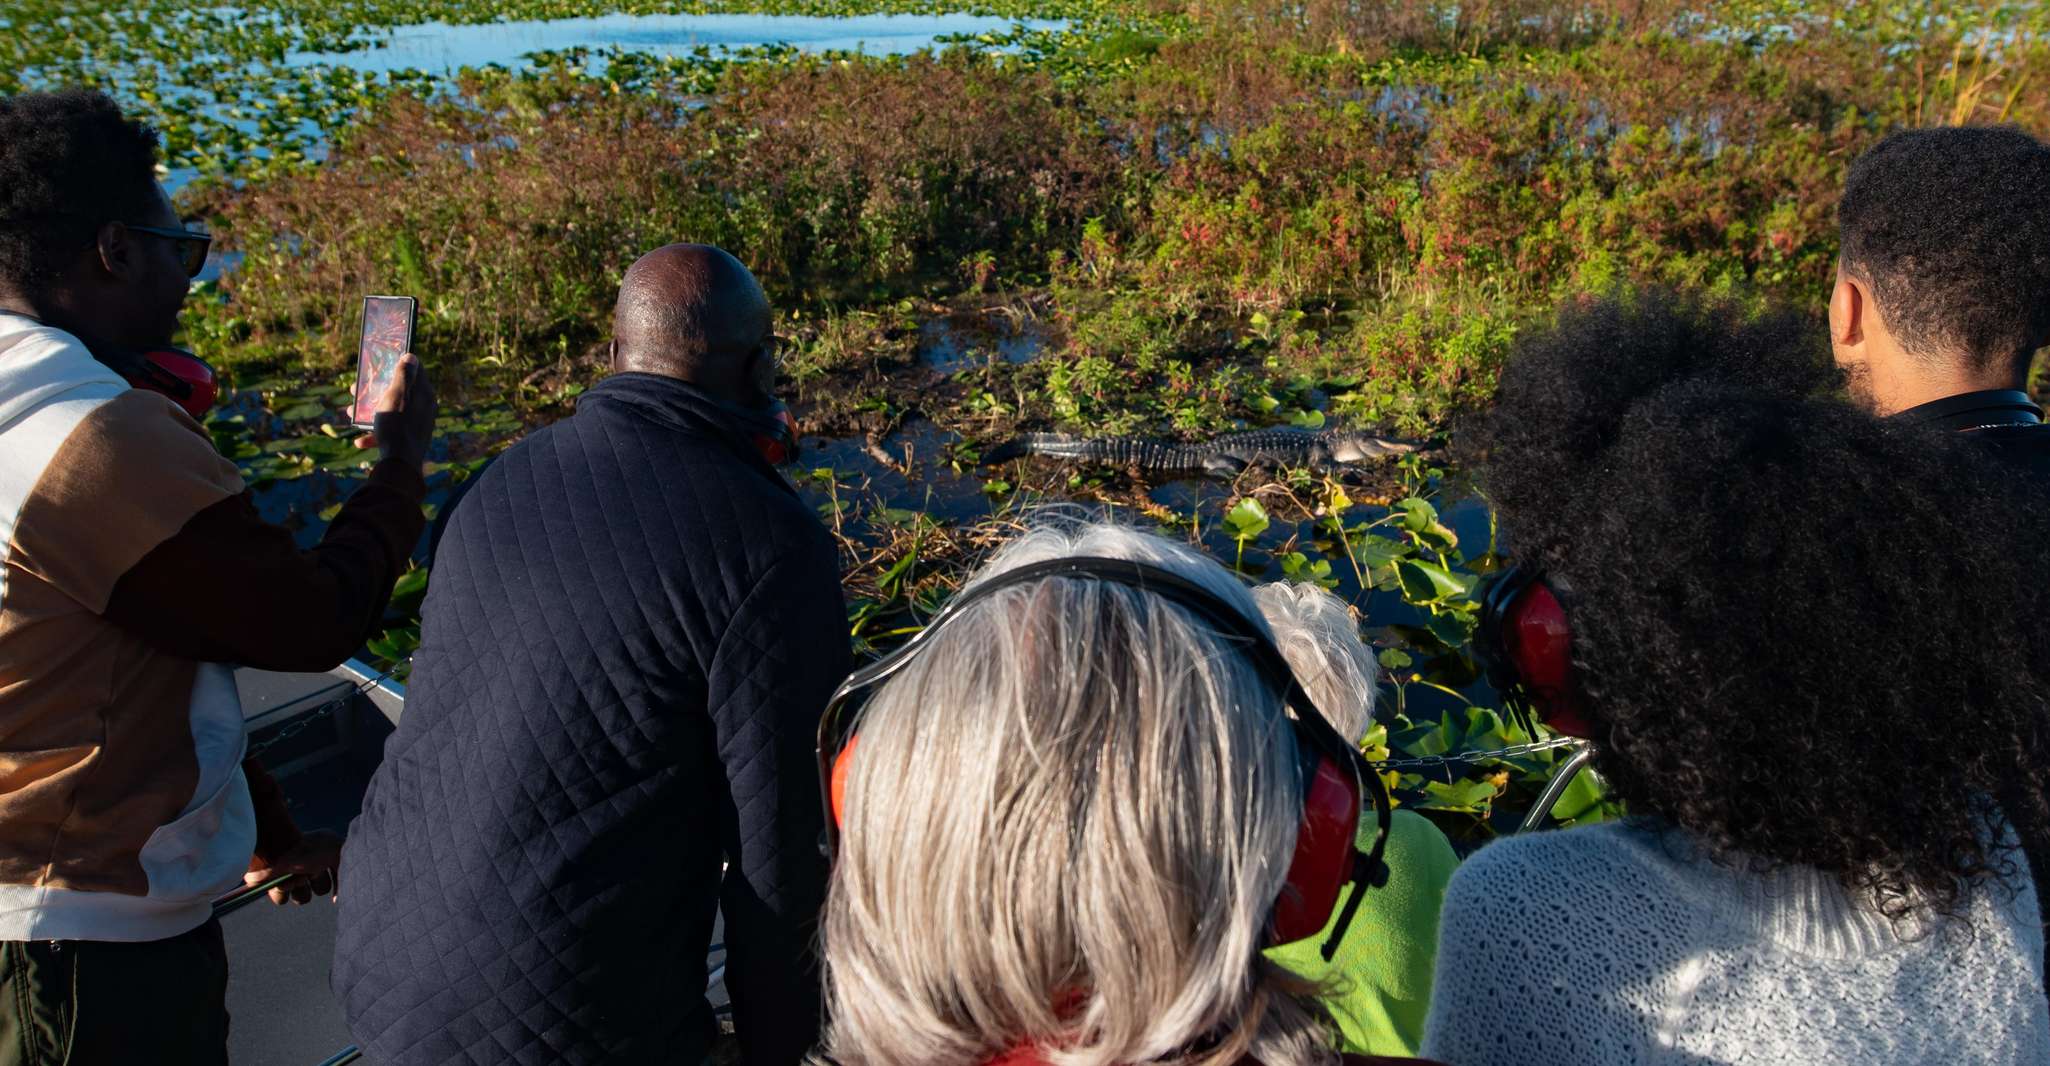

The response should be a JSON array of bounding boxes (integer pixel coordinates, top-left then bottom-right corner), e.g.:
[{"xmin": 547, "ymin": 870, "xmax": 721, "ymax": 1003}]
[
  {"xmin": 820, "ymin": 518, "xmax": 1336, "ymax": 1066},
  {"xmin": 1251, "ymin": 582, "xmax": 1379, "ymax": 744}
]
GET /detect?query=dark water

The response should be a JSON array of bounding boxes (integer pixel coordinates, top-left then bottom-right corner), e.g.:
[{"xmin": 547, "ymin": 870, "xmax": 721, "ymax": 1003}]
[
  {"xmin": 794, "ymin": 418, "xmax": 994, "ymax": 545},
  {"xmin": 246, "ymin": 392, "xmax": 1483, "ymax": 606},
  {"xmin": 916, "ymin": 314, "xmax": 1047, "ymax": 375}
]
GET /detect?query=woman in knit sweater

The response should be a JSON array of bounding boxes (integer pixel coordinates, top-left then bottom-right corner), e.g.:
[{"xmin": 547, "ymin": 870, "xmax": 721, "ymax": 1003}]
[
  {"xmin": 1420, "ymin": 295, "xmax": 2050, "ymax": 1065},
  {"xmin": 816, "ymin": 521, "xmax": 1440, "ymax": 1066}
]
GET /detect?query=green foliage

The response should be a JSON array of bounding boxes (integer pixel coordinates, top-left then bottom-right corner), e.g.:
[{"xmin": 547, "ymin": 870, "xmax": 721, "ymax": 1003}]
[
  {"xmin": 1, "ymin": 0, "xmax": 1140, "ymax": 176},
  {"xmin": 188, "ymin": 51, "xmax": 1121, "ymax": 374},
  {"xmin": 1282, "ymin": 457, "xmax": 1621, "ymax": 841},
  {"xmin": 135, "ymin": 0, "xmax": 2047, "ymax": 415},
  {"xmin": 44, "ymin": 0, "xmax": 2048, "ymax": 835},
  {"xmin": 1221, "ymin": 495, "xmax": 1269, "ymax": 571},
  {"xmin": 1278, "ymin": 550, "xmax": 1336, "ymax": 589}
]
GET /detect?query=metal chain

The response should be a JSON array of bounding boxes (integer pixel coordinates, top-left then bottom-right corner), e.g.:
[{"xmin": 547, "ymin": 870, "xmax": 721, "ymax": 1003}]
[
  {"xmin": 1367, "ymin": 735, "xmax": 1585, "ymax": 771},
  {"xmin": 243, "ymin": 663, "xmax": 405, "ymax": 762}
]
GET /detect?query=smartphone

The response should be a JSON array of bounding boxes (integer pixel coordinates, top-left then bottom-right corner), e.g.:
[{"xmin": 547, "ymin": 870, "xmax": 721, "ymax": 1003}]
[{"xmin": 352, "ymin": 295, "xmax": 418, "ymax": 429}]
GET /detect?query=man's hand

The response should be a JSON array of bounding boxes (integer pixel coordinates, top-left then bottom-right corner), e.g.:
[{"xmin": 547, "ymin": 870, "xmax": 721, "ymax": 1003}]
[
  {"xmin": 246, "ymin": 829, "xmax": 344, "ymax": 905},
  {"xmin": 352, "ymin": 352, "xmax": 437, "ymax": 471}
]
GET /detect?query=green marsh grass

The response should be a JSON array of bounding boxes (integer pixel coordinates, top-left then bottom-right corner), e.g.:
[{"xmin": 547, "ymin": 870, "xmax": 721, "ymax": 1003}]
[{"xmin": 33, "ymin": 0, "xmax": 2046, "ymax": 835}]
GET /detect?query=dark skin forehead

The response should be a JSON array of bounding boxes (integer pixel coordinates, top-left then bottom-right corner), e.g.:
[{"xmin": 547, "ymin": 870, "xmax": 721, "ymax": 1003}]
[{"xmin": 612, "ymin": 244, "xmax": 770, "ymax": 396}]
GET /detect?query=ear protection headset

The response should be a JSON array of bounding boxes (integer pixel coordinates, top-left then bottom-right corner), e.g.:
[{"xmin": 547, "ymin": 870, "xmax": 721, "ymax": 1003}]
[
  {"xmin": 751, "ymin": 399, "xmax": 801, "ymax": 466},
  {"xmin": 97, "ymin": 343, "xmax": 219, "ymax": 422},
  {"xmin": 817, "ymin": 555, "xmax": 1392, "ymax": 961},
  {"xmin": 0, "ymin": 311, "xmax": 219, "ymax": 421},
  {"xmin": 1474, "ymin": 564, "xmax": 1592, "ymax": 739}
]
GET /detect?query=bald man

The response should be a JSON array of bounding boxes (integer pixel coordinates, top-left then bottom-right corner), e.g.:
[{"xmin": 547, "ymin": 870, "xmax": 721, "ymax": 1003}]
[{"xmin": 334, "ymin": 245, "xmax": 849, "ymax": 1066}]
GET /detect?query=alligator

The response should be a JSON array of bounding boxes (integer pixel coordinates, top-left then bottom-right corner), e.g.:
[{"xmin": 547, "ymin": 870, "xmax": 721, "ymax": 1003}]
[{"xmin": 983, "ymin": 427, "xmax": 1420, "ymax": 478}]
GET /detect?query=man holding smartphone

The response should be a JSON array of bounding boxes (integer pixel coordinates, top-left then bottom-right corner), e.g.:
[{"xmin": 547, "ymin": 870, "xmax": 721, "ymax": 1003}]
[
  {"xmin": 0, "ymin": 90, "xmax": 436, "ymax": 1064},
  {"xmin": 335, "ymin": 244, "xmax": 846, "ymax": 1066}
]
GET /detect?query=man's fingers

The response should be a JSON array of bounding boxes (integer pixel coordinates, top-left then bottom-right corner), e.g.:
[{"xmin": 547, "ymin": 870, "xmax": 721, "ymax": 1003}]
[
  {"xmin": 266, "ymin": 873, "xmax": 305, "ymax": 905},
  {"xmin": 251, "ymin": 871, "xmax": 338, "ymax": 905},
  {"xmin": 353, "ymin": 433, "xmax": 379, "ymax": 450},
  {"xmin": 377, "ymin": 353, "xmax": 416, "ymax": 413}
]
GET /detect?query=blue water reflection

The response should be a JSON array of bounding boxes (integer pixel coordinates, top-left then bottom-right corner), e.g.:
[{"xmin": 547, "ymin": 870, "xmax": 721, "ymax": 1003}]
[{"xmin": 293, "ymin": 12, "xmax": 1064, "ymax": 73}]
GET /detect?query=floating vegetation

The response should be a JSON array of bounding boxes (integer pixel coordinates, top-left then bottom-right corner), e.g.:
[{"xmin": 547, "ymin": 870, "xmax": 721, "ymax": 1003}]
[
  {"xmin": 48, "ymin": 0, "xmax": 2046, "ymax": 834},
  {"xmin": 2, "ymin": 0, "xmax": 1131, "ymax": 180}
]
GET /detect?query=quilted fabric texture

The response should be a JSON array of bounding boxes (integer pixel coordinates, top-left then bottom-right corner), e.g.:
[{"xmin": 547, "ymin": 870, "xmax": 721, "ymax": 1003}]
[{"xmin": 333, "ymin": 373, "xmax": 850, "ymax": 1065}]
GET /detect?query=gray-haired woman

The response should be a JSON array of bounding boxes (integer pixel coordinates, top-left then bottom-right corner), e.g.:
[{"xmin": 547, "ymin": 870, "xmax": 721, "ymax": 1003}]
[{"xmin": 814, "ymin": 520, "xmax": 1444, "ymax": 1066}]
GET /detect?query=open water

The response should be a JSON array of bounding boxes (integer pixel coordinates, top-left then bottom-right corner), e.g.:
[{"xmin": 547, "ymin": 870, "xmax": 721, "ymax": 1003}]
[{"xmin": 291, "ymin": 11, "xmax": 1066, "ymax": 73}]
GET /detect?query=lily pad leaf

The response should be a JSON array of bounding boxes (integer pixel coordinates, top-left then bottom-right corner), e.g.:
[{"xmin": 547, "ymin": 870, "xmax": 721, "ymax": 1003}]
[
  {"xmin": 1222, "ymin": 497, "xmax": 1270, "ymax": 542},
  {"xmin": 1397, "ymin": 558, "xmax": 1466, "ymax": 602},
  {"xmin": 1417, "ymin": 777, "xmax": 1502, "ymax": 813},
  {"xmin": 1551, "ymin": 763, "xmax": 1610, "ymax": 824},
  {"xmin": 1425, "ymin": 610, "xmax": 1476, "ymax": 647},
  {"xmin": 1359, "ymin": 534, "xmax": 1408, "ymax": 567}
]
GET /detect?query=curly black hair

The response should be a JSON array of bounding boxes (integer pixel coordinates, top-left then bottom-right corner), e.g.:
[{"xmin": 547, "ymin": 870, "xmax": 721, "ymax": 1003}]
[
  {"xmin": 0, "ymin": 89, "xmax": 163, "ymax": 294},
  {"xmin": 1470, "ymin": 293, "xmax": 2050, "ymax": 920},
  {"xmin": 1839, "ymin": 126, "xmax": 2050, "ymax": 375}
]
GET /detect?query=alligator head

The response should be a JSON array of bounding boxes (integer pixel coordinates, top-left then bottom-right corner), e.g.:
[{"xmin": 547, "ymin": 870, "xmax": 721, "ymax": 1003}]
[{"xmin": 1325, "ymin": 431, "xmax": 1422, "ymax": 463}]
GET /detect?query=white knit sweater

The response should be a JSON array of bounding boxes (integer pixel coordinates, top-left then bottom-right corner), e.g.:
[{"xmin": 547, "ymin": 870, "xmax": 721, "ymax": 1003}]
[{"xmin": 1420, "ymin": 819, "xmax": 2050, "ymax": 1065}]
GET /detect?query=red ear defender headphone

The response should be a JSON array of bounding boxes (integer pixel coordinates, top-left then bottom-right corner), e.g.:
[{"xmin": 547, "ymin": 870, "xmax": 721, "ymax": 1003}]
[
  {"xmin": 751, "ymin": 400, "xmax": 801, "ymax": 466},
  {"xmin": 127, "ymin": 346, "xmax": 219, "ymax": 421},
  {"xmin": 0, "ymin": 313, "xmax": 220, "ymax": 422},
  {"xmin": 82, "ymin": 337, "xmax": 219, "ymax": 422},
  {"xmin": 1474, "ymin": 564, "xmax": 1593, "ymax": 739},
  {"xmin": 817, "ymin": 556, "xmax": 1393, "ymax": 961}
]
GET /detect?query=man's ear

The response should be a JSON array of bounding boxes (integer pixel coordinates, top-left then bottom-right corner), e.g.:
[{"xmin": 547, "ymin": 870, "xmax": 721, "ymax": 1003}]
[
  {"xmin": 1829, "ymin": 273, "xmax": 1866, "ymax": 347},
  {"xmin": 92, "ymin": 221, "xmax": 137, "ymax": 283}
]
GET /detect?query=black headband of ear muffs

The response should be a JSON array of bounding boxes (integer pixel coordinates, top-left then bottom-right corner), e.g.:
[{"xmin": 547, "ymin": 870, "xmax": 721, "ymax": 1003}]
[{"xmin": 816, "ymin": 555, "xmax": 1394, "ymax": 954}]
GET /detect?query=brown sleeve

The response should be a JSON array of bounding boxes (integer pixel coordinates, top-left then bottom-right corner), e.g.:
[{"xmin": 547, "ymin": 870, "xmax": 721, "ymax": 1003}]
[
  {"xmin": 102, "ymin": 458, "xmax": 427, "ymax": 673},
  {"xmin": 242, "ymin": 755, "xmax": 304, "ymax": 865}
]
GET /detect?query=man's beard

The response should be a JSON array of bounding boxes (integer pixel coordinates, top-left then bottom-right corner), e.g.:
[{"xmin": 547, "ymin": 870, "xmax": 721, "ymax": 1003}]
[
  {"xmin": 748, "ymin": 352, "xmax": 778, "ymax": 406},
  {"xmin": 1839, "ymin": 358, "xmax": 1876, "ymax": 409}
]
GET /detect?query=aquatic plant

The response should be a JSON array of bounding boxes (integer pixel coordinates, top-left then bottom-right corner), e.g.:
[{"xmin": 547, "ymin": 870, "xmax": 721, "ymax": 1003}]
[{"xmin": 43, "ymin": 0, "xmax": 2049, "ymax": 832}]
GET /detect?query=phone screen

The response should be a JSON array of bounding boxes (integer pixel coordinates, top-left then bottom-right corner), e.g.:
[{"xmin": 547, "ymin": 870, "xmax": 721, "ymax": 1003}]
[{"xmin": 352, "ymin": 295, "xmax": 418, "ymax": 429}]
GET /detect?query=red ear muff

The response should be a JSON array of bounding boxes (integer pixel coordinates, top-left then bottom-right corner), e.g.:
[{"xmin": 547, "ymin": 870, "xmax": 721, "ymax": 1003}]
[
  {"xmin": 6, "ymin": 315, "xmax": 219, "ymax": 422},
  {"xmin": 72, "ymin": 329, "xmax": 219, "ymax": 422},
  {"xmin": 1269, "ymin": 751, "xmax": 1361, "ymax": 945},
  {"xmin": 132, "ymin": 347, "xmax": 218, "ymax": 421},
  {"xmin": 751, "ymin": 403, "xmax": 800, "ymax": 466},
  {"xmin": 1478, "ymin": 566, "xmax": 1592, "ymax": 738},
  {"xmin": 1503, "ymin": 581, "xmax": 1592, "ymax": 737},
  {"xmin": 830, "ymin": 734, "xmax": 857, "ymax": 830}
]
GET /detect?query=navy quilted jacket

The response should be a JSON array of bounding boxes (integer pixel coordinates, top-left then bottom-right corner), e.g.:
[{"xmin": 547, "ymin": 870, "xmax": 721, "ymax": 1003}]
[{"xmin": 333, "ymin": 373, "xmax": 850, "ymax": 1065}]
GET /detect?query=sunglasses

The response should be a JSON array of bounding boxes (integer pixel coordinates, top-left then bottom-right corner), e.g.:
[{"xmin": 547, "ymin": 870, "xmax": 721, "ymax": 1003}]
[{"xmin": 127, "ymin": 221, "xmax": 213, "ymax": 278}]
